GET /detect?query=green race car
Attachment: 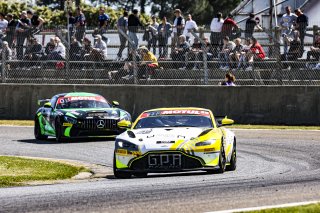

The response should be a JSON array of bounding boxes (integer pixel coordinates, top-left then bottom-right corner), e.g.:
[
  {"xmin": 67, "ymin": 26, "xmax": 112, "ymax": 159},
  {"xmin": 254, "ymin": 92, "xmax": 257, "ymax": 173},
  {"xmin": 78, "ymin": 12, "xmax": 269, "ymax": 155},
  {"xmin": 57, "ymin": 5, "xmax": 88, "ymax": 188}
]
[{"xmin": 34, "ymin": 92, "xmax": 132, "ymax": 142}]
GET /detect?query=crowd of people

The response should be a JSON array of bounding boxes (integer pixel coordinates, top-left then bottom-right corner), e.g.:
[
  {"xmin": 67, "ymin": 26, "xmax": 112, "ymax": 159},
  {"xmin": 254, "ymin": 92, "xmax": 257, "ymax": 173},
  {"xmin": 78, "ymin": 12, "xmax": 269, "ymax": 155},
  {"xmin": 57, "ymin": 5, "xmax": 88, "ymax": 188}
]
[{"xmin": 0, "ymin": 5, "xmax": 319, "ymax": 73}]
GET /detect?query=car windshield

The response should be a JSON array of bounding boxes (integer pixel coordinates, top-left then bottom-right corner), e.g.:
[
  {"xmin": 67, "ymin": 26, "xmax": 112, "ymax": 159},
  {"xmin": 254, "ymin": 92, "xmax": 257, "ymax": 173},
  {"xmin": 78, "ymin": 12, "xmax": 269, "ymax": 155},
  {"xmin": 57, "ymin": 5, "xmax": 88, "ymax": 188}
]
[
  {"xmin": 55, "ymin": 96, "xmax": 111, "ymax": 109},
  {"xmin": 134, "ymin": 115, "xmax": 213, "ymax": 129}
]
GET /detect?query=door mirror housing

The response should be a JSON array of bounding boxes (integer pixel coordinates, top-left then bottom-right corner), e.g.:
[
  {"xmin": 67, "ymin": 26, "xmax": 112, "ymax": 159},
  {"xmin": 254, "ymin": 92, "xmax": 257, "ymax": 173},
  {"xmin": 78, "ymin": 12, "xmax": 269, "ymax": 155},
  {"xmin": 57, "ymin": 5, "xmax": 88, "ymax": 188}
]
[
  {"xmin": 221, "ymin": 117, "xmax": 234, "ymax": 126},
  {"xmin": 43, "ymin": 102, "xmax": 52, "ymax": 108},
  {"xmin": 117, "ymin": 120, "xmax": 132, "ymax": 129},
  {"xmin": 112, "ymin": 101, "xmax": 120, "ymax": 107}
]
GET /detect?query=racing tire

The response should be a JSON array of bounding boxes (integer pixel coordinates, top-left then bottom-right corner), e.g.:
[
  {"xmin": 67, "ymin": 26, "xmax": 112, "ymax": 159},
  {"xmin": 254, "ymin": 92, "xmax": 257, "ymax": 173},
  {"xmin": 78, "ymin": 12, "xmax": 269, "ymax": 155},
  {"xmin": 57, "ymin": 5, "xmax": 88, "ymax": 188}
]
[
  {"xmin": 226, "ymin": 139, "xmax": 237, "ymax": 171},
  {"xmin": 133, "ymin": 172, "xmax": 148, "ymax": 178},
  {"xmin": 216, "ymin": 140, "xmax": 226, "ymax": 174},
  {"xmin": 34, "ymin": 117, "xmax": 48, "ymax": 140},
  {"xmin": 55, "ymin": 118, "xmax": 65, "ymax": 143},
  {"xmin": 113, "ymin": 153, "xmax": 132, "ymax": 179}
]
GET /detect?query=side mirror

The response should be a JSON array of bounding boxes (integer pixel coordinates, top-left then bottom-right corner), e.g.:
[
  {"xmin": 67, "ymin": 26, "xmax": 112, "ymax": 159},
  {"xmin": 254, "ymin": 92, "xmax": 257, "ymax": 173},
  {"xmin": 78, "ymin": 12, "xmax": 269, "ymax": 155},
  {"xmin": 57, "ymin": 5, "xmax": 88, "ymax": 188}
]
[
  {"xmin": 221, "ymin": 117, "xmax": 234, "ymax": 126},
  {"xmin": 117, "ymin": 120, "xmax": 132, "ymax": 129},
  {"xmin": 112, "ymin": 101, "xmax": 120, "ymax": 107},
  {"xmin": 43, "ymin": 102, "xmax": 52, "ymax": 108}
]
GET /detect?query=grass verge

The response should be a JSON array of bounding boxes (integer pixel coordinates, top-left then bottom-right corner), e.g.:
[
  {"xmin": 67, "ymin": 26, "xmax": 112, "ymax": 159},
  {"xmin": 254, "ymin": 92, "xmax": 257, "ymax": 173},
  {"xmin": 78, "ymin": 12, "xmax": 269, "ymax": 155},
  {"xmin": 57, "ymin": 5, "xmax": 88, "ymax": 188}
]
[
  {"xmin": 0, "ymin": 156, "xmax": 88, "ymax": 187},
  {"xmin": 0, "ymin": 120, "xmax": 34, "ymax": 126},
  {"xmin": 242, "ymin": 203, "xmax": 320, "ymax": 213}
]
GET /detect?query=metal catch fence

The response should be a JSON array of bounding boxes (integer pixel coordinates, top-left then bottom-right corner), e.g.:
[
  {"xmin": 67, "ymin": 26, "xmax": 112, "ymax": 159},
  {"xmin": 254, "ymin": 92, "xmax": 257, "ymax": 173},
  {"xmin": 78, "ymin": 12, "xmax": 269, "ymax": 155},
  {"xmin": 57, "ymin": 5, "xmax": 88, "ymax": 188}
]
[{"xmin": 1, "ymin": 26, "xmax": 320, "ymax": 85}]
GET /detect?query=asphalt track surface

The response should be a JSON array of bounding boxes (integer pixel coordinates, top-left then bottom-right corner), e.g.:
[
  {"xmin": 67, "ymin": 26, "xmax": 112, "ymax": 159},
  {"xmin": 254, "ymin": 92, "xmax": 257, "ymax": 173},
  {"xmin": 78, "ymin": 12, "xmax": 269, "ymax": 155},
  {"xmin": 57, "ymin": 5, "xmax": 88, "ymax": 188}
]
[{"xmin": 0, "ymin": 126, "xmax": 320, "ymax": 213}]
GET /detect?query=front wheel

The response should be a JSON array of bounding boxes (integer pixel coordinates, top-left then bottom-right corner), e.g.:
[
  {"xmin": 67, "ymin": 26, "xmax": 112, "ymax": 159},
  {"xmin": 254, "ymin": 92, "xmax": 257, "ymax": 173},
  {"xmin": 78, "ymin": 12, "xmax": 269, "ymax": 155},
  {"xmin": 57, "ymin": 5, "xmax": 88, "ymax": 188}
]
[
  {"xmin": 34, "ymin": 117, "xmax": 48, "ymax": 140},
  {"xmin": 216, "ymin": 141, "xmax": 226, "ymax": 173},
  {"xmin": 113, "ymin": 152, "xmax": 131, "ymax": 179},
  {"xmin": 226, "ymin": 139, "xmax": 237, "ymax": 171},
  {"xmin": 55, "ymin": 118, "xmax": 65, "ymax": 143}
]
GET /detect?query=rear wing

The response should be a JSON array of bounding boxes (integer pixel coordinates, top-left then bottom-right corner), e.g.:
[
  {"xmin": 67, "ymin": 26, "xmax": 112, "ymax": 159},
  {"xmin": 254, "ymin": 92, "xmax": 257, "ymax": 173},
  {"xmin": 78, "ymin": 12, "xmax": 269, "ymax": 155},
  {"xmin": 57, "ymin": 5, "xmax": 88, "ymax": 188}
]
[{"xmin": 37, "ymin": 99, "xmax": 51, "ymax": 107}]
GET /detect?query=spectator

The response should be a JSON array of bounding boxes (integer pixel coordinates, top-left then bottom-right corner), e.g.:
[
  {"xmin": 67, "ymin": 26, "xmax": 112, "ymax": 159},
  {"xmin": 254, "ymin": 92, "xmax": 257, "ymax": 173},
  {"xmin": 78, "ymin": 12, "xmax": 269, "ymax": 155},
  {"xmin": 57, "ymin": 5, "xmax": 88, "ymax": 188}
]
[
  {"xmin": 280, "ymin": 6, "xmax": 297, "ymax": 54},
  {"xmin": 94, "ymin": 7, "xmax": 110, "ymax": 43},
  {"xmin": 210, "ymin": 12, "xmax": 224, "ymax": 57},
  {"xmin": 116, "ymin": 11, "xmax": 128, "ymax": 61},
  {"xmin": 237, "ymin": 38, "xmax": 251, "ymax": 70},
  {"xmin": 171, "ymin": 35, "xmax": 190, "ymax": 69},
  {"xmin": 189, "ymin": 37, "xmax": 213, "ymax": 70},
  {"xmin": 146, "ymin": 15, "xmax": 159, "ymax": 55},
  {"xmin": 294, "ymin": 8, "xmax": 308, "ymax": 56},
  {"xmin": 23, "ymin": 37, "xmax": 43, "ymax": 61},
  {"xmin": 245, "ymin": 13, "xmax": 263, "ymax": 38},
  {"xmin": 137, "ymin": 46, "xmax": 159, "ymax": 79},
  {"xmin": 4, "ymin": 14, "xmax": 16, "ymax": 48},
  {"xmin": 0, "ymin": 13, "xmax": 8, "ymax": 47},
  {"xmin": 244, "ymin": 37, "xmax": 266, "ymax": 70},
  {"xmin": 70, "ymin": 36, "xmax": 82, "ymax": 60},
  {"xmin": 74, "ymin": 7, "xmax": 86, "ymax": 43},
  {"xmin": 183, "ymin": 14, "xmax": 198, "ymax": 42},
  {"xmin": 158, "ymin": 16, "xmax": 172, "ymax": 60},
  {"xmin": 16, "ymin": 11, "xmax": 31, "ymax": 60},
  {"xmin": 221, "ymin": 14, "xmax": 239, "ymax": 40},
  {"xmin": 93, "ymin": 34, "xmax": 108, "ymax": 60},
  {"xmin": 171, "ymin": 9, "xmax": 185, "ymax": 52},
  {"xmin": 0, "ymin": 41, "xmax": 12, "ymax": 72},
  {"xmin": 41, "ymin": 37, "xmax": 56, "ymax": 60},
  {"xmin": 220, "ymin": 72, "xmax": 236, "ymax": 86},
  {"xmin": 81, "ymin": 37, "xmax": 92, "ymax": 59},
  {"xmin": 26, "ymin": 10, "xmax": 44, "ymax": 36},
  {"xmin": 229, "ymin": 38, "xmax": 244, "ymax": 69},
  {"xmin": 67, "ymin": 11, "xmax": 76, "ymax": 41},
  {"xmin": 128, "ymin": 9, "xmax": 143, "ymax": 51},
  {"xmin": 306, "ymin": 32, "xmax": 320, "ymax": 61},
  {"xmin": 47, "ymin": 37, "xmax": 65, "ymax": 60},
  {"xmin": 218, "ymin": 36, "xmax": 235, "ymax": 70},
  {"xmin": 281, "ymin": 30, "xmax": 301, "ymax": 69}
]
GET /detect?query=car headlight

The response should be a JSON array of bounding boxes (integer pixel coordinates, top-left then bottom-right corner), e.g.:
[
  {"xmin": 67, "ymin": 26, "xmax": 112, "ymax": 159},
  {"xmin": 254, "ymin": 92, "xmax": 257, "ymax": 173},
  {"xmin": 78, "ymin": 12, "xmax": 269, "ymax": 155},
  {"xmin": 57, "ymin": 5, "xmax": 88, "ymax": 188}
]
[
  {"xmin": 116, "ymin": 140, "xmax": 138, "ymax": 150},
  {"xmin": 120, "ymin": 113, "xmax": 131, "ymax": 121},
  {"xmin": 64, "ymin": 116, "xmax": 77, "ymax": 124},
  {"xmin": 195, "ymin": 139, "xmax": 217, "ymax": 146}
]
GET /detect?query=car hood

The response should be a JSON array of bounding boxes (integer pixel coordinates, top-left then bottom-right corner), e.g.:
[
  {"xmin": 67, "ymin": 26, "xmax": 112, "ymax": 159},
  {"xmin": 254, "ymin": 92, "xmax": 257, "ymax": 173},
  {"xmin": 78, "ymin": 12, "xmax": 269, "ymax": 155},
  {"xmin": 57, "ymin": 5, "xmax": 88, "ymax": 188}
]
[
  {"xmin": 118, "ymin": 127, "xmax": 209, "ymax": 150},
  {"xmin": 57, "ymin": 108, "xmax": 121, "ymax": 119}
]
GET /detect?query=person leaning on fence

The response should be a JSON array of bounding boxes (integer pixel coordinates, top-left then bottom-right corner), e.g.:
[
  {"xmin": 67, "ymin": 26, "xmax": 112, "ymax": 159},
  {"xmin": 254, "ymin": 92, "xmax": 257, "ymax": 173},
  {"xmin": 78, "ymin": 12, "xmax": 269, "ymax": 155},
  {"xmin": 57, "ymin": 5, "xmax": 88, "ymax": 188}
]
[
  {"xmin": 26, "ymin": 10, "xmax": 44, "ymax": 37},
  {"xmin": 210, "ymin": 12, "xmax": 224, "ymax": 58},
  {"xmin": 229, "ymin": 38, "xmax": 244, "ymax": 70},
  {"xmin": 280, "ymin": 6, "xmax": 297, "ymax": 54},
  {"xmin": 116, "ymin": 11, "xmax": 128, "ymax": 61},
  {"xmin": 245, "ymin": 13, "xmax": 263, "ymax": 39},
  {"xmin": 16, "ymin": 11, "xmax": 31, "ymax": 60},
  {"xmin": 281, "ymin": 30, "xmax": 301, "ymax": 69},
  {"xmin": 171, "ymin": 35, "xmax": 190, "ymax": 69},
  {"xmin": 4, "ymin": 14, "xmax": 16, "ymax": 48},
  {"xmin": 244, "ymin": 37, "xmax": 266, "ymax": 71},
  {"xmin": 294, "ymin": 8, "xmax": 308, "ymax": 56},
  {"xmin": 157, "ymin": 16, "xmax": 172, "ymax": 60},
  {"xmin": 137, "ymin": 46, "xmax": 159, "ymax": 79},
  {"xmin": 220, "ymin": 72, "xmax": 236, "ymax": 86},
  {"xmin": 74, "ymin": 7, "xmax": 86, "ymax": 43},
  {"xmin": 171, "ymin": 9, "xmax": 185, "ymax": 52},
  {"xmin": 218, "ymin": 36, "xmax": 235, "ymax": 70}
]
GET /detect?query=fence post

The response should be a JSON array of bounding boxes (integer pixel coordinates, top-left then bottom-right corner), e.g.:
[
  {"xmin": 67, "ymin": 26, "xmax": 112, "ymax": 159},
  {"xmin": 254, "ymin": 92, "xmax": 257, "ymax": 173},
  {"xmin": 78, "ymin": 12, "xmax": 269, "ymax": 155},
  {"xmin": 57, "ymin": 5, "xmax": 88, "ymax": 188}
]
[
  {"xmin": 1, "ymin": 48, "xmax": 5, "ymax": 83},
  {"xmin": 274, "ymin": 26, "xmax": 282, "ymax": 84},
  {"xmin": 191, "ymin": 30, "xmax": 208, "ymax": 85}
]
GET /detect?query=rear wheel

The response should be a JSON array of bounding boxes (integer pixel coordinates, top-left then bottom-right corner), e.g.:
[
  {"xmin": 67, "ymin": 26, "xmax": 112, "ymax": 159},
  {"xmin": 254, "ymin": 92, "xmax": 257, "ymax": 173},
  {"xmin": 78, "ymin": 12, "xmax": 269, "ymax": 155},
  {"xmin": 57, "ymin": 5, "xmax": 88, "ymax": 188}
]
[
  {"xmin": 134, "ymin": 172, "xmax": 148, "ymax": 178},
  {"xmin": 226, "ymin": 139, "xmax": 237, "ymax": 171},
  {"xmin": 113, "ymin": 152, "xmax": 132, "ymax": 179},
  {"xmin": 34, "ymin": 117, "xmax": 48, "ymax": 140},
  {"xmin": 55, "ymin": 118, "xmax": 65, "ymax": 143}
]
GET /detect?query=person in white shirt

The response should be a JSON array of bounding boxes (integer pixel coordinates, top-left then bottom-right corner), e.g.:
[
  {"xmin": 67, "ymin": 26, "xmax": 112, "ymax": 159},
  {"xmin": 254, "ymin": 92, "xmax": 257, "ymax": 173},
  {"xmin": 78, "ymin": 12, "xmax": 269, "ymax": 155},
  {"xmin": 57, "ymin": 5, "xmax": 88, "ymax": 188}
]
[
  {"xmin": 47, "ymin": 37, "xmax": 66, "ymax": 60},
  {"xmin": 280, "ymin": 6, "xmax": 297, "ymax": 54},
  {"xmin": 183, "ymin": 14, "xmax": 198, "ymax": 42},
  {"xmin": 0, "ymin": 13, "xmax": 8, "ymax": 48},
  {"xmin": 210, "ymin": 12, "xmax": 224, "ymax": 57},
  {"xmin": 93, "ymin": 34, "xmax": 107, "ymax": 60}
]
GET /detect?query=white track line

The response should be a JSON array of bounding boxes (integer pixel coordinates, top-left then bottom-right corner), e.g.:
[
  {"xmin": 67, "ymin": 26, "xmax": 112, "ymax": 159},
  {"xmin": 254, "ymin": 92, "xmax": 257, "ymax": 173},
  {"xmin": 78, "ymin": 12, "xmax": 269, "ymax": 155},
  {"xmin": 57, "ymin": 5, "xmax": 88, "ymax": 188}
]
[{"xmin": 205, "ymin": 200, "xmax": 320, "ymax": 213}]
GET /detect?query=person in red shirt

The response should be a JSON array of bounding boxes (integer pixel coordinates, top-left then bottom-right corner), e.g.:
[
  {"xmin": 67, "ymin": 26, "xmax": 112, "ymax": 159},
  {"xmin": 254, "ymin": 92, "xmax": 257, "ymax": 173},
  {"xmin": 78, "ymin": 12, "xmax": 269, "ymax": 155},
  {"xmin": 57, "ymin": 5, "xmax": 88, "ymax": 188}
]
[
  {"xmin": 246, "ymin": 37, "xmax": 265, "ymax": 62},
  {"xmin": 221, "ymin": 14, "xmax": 239, "ymax": 39}
]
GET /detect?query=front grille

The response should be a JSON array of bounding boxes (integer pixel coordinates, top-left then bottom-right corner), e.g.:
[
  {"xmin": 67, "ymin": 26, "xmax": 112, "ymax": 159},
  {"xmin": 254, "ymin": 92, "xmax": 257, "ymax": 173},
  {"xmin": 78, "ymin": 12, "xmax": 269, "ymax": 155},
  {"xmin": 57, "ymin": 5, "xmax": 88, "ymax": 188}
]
[{"xmin": 79, "ymin": 119, "xmax": 119, "ymax": 130}]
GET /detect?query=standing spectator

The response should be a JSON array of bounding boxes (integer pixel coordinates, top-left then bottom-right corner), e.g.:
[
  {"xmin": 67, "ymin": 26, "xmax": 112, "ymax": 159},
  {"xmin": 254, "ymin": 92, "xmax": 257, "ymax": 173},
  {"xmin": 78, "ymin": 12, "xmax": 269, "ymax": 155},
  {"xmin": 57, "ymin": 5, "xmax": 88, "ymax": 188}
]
[
  {"xmin": 221, "ymin": 14, "xmax": 239, "ymax": 40},
  {"xmin": 4, "ymin": 14, "xmax": 17, "ymax": 48},
  {"xmin": 47, "ymin": 37, "xmax": 65, "ymax": 60},
  {"xmin": 67, "ymin": 11, "xmax": 76, "ymax": 41},
  {"xmin": 244, "ymin": 37, "xmax": 266, "ymax": 70},
  {"xmin": 210, "ymin": 12, "xmax": 224, "ymax": 57},
  {"xmin": 171, "ymin": 9, "xmax": 185, "ymax": 52},
  {"xmin": 97, "ymin": 7, "xmax": 110, "ymax": 43},
  {"xmin": 229, "ymin": 38, "xmax": 244, "ymax": 69},
  {"xmin": 245, "ymin": 13, "xmax": 263, "ymax": 38},
  {"xmin": 306, "ymin": 32, "xmax": 320, "ymax": 61},
  {"xmin": 220, "ymin": 72, "xmax": 236, "ymax": 86},
  {"xmin": 16, "ymin": 11, "xmax": 31, "ymax": 60},
  {"xmin": 128, "ymin": 9, "xmax": 143, "ymax": 51},
  {"xmin": 281, "ymin": 30, "xmax": 301, "ymax": 68},
  {"xmin": 0, "ymin": 13, "xmax": 8, "ymax": 47},
  {"xmin": 218, "ymin": 36, "xmax": 235, "ymax": 70},
  {"xmin": 294, "ymin": 8, "xmax": 308, "ymax": 56},
  {"xmin": 26, "ymin": 10, "xmax": 44, "ymax": 36},
  {"xmin": 116, "ymin": 11, "xmax": 128, "ymax": 61},
  {"xmin": 74, "ymin": 7, "xmax": 86, "ymax": 43},
  {"xmin": 147, "ymin": 15, "xmax": 159, "ymax": 55},
  {"xmin": 157, "ymin": 16, "xmax": 172, "ymax": 60},
  {"xmin": 280, "ymin": 6, "xmax": 297, "ymax": 54},
  {"xmin": 183, "ymin": 14, "xmax": 198, "ymax": 42}
]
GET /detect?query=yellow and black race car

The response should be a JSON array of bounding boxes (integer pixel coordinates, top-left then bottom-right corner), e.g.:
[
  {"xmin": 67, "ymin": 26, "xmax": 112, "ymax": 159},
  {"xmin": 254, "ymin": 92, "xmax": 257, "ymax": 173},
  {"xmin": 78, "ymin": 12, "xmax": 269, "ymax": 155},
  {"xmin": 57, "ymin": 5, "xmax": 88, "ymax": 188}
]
[
  {"xmin": 34, "ymin": 92, "xmax": 131, "ymax": 142},
  {"xmin": 113, "ymin": 107, "xmax": 236, "ymax": 178}
]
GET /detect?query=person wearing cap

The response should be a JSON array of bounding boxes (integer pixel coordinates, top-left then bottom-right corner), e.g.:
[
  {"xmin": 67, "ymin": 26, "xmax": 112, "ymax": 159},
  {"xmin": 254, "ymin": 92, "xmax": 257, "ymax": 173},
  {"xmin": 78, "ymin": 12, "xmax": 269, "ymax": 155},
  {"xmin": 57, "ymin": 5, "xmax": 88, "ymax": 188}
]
[
  {"xmin": 92, "ymin": 34, "xmax": 108, "ymax": 60},
  {"xmin": 146, "ymin": 15, "xmax": 159, "ymax": 55},
  {"xmin": 157, "ymin": 16, "xmax": 172, "ymax": 59},
  {"xmin": 172, "ymin": 9, "xmax": 185, "ymax": 51},
  {"xmin": 16, "ymin": 11, "xmax": 31, "ymax": 60},
  {"xmin": 183, "ymin": 14, "xmax": 198, "ymax": 42},
  {"xmin": 221, "ymin": 14, "xmax": 239, "ymax": 40},
  {"xmin": 137, "ymin": 46, "xmax": 158, "ymax": 79},
  {"xmin": 116, "ymin": 11, "xmax": 128, "ymax": 60},
  {"xmin": 4, "ymin": 14, "xmax": 17, "ymax": 48},
  {"xmin": 74, "ymin": 7, "xmax": 86, "ymax": 43}
]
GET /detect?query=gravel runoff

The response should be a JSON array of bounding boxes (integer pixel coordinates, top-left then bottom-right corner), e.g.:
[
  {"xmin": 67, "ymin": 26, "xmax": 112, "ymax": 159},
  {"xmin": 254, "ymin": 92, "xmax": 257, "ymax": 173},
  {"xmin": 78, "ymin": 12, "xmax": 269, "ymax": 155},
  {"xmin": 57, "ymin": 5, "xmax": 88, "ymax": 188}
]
[{"xmin": 0, "ymin": 126, "xmax": 319, "ymax": 213}]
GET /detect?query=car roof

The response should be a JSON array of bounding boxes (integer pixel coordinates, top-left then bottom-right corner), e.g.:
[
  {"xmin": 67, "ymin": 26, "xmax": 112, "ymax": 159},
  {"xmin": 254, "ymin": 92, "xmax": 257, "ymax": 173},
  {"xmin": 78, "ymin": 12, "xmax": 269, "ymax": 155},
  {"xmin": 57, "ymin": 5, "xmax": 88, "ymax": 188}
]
[
  {"xmin": 143, "ymin": 107, "xmax": 212, "ymax": 113},
  {"xmin": 55, "ymin": 92, "xmax": 103, "ymax": 98}
]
